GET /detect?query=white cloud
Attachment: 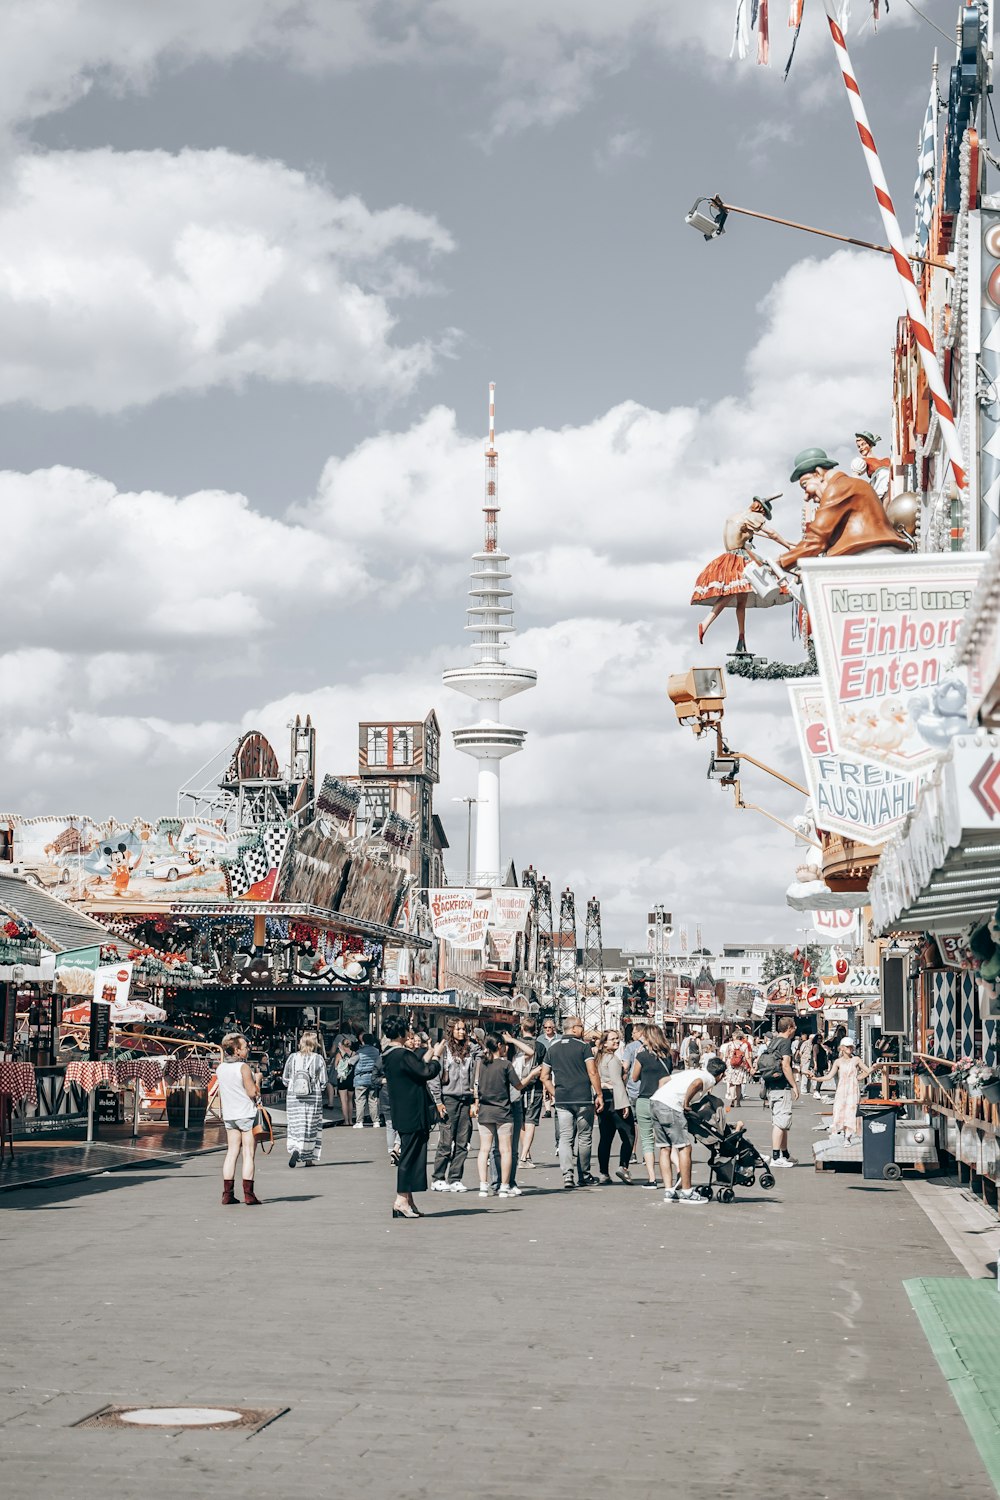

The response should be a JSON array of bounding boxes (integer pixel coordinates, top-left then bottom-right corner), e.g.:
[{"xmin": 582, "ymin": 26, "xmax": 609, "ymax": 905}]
[
  {"xmin": 0, "ymin": 462, "xmax": 372, "ymax": 650},
  {"xmin": 0, "ymin": 148, "xmax": 452, "ymax": 411},
  {"xmin": 0, "ymin": 1, "xmax": 916, "ymax": 140}
]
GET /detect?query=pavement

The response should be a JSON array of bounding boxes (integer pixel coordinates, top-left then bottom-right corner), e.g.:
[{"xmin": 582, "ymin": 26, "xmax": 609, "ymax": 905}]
[{"xmin": 0, "ymin": 1093, "xmax": 997, "ymax": 1500}]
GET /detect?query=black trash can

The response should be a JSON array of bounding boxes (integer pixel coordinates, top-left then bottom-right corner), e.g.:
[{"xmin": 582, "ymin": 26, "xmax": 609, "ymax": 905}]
[{"xmin": 860, "ymin": 1105, "xmax": 900, "ymax": 1180}]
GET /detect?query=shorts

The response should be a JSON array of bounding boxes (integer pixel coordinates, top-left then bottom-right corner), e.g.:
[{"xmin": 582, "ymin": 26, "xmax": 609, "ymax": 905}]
[
  {"xmin": 224, "ymin": 1116, "xmax": 256, "ymax": 1133},
  {"xmin": 651, "ymin": 1102, "xmax": 692, "ymax": 1150},
  {"xmin": 768, "ymin": 1090, "xmax": 793, "ymax": 1130},
  {"xmin": 522, "ymin": 1088, "xmax": 543, "ymax": 1125}
]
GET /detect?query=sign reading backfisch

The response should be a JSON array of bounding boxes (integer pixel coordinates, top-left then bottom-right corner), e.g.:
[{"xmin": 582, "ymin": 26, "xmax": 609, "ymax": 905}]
[
  {"xmin": 787, "ymin": 680, "xmax": 918, "ymax": 842},
  {"xmin": 800, "ymin": 554, "xmax": 984, "ymax": 774}
]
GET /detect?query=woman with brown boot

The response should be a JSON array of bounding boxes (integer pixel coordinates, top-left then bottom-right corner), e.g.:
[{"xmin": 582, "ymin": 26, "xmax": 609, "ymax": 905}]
[{"xmin": 212, "ymin": 1032, "xmax": 264, "ymax": 1205}]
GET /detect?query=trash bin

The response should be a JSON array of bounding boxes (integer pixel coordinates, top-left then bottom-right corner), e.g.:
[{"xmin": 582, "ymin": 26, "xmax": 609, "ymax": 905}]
[{"xmin": 860, "ymin": 1105, "xmax": 900, "ymax": 1180}]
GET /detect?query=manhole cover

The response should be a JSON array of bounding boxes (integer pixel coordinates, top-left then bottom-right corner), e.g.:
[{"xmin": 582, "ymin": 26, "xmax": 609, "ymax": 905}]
[{"xmin": 75, "ymin": 1405, "xmax": 286, "ymax": 1433}]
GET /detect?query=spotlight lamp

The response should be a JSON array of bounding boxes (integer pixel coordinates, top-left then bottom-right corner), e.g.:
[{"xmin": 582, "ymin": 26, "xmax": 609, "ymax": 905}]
[
  {"xmin": 685, "ymin": 195, "xmax": 728, "ymax": 240},
  {"xmin": 667, "ymin": 666, "xmax": 726, "ymax": 733},
  {"xmin": 707, "ymin": 754, "xmax": 740, "ymax": 782}
]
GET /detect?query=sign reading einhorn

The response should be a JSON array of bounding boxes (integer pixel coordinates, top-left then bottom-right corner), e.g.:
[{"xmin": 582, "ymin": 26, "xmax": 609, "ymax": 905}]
[
  {"xmin": 800, "ymin": 554, "xmax": 984, "ymax": 775},
  {"xmin": 787, "ymin": 680, "xmax": 919, "ymax": 842}
]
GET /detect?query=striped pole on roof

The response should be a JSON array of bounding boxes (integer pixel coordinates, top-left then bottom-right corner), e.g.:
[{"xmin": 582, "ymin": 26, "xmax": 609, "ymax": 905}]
[{"xmin": 824, "ymin": 3, "xmax": 966, "ymax": 492}]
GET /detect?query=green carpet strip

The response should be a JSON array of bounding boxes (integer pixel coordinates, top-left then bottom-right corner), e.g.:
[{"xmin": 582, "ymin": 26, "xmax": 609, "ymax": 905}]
[{"xmin": 905, "ymin": 1278, "xmax": 1000, "ymax": 1496}]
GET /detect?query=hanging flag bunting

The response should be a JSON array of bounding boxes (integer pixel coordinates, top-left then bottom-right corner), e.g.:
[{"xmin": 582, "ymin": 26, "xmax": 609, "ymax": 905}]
[
  {"xmin": 758, "ymin": 0, "xmax": 770, "ymax": 64},
  {"xmin": 823, "ymin": 3, "xmax": 966, "ymax": 492},
  {"xmin": 731, "ymin": 0, "xmax": 751, "ymax": 60},
  {"xmin": 784, "ymin": 0, "xmax": 806, "ymax": 79},
  {"xmin": 913, "ymin": 58, "xmax": 938, "ymax": 254}
]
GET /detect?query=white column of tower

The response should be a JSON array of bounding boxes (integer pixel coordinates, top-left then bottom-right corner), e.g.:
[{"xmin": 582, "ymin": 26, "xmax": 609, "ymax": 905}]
[{"xmin": 442, "ymin": 384, "xmax": 536, "ymax": 886}]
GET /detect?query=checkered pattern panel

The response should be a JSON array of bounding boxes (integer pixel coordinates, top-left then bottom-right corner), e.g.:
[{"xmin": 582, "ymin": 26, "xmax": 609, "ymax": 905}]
[
  {"xmin": 929, "ymin": 971, "xmax": 957, "ymax": 1061},
  {"xmin": 221, "ymin": 857, "xmax": 250, "ymax": 900},
  {"xmin": 959, "ymin": 973, "xmax": 977, "ymax": 1062},
  {"xmin": 261, "ymin": 822, "xmax": 289, "ymax": 870},
  {"xmin": 983, "ymin": 1015, "xmax": 999, "ymax": 1069},
  {"xmin": 241, "ymin": 840, "xmax": 269, "ymax": 889}
]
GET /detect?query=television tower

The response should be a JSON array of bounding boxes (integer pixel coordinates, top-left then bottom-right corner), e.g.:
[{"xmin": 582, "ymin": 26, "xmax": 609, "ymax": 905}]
[{"xmin": 443, "ymin": 384, "xmax": 537, "ymax": 885}]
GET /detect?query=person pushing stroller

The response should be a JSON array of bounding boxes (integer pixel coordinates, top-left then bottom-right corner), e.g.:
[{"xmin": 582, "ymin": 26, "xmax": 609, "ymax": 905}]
[{"xmin": 650, "ymin": 1056, "xmax": 726, "ymax": 1204}]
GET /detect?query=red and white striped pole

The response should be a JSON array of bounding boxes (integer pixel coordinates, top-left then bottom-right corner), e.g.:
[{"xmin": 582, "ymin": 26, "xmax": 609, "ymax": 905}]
[{"xmin": 823, "ymin": 3, "xmax": 966, "ymax": 491}]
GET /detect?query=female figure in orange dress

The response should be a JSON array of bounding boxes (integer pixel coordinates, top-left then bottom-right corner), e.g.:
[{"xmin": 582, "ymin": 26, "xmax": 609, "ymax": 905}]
[{"xmin": 691, "ymin": 495, "xmax": 793, "ymax": 655}]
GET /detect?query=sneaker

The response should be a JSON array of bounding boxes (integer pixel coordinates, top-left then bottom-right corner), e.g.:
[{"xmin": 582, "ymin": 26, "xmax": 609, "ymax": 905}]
[
  {"xmin": 677, "ymin": 1189, "xmax": 705, "ymax": 1205},
  {"xmin": 519, "ymin": 1157, "xmax": 536, "ymax": 1169},
  {"xmin": 449, "ymin": 1181, "xmax": 468, "ymax": 1193},
  {"xmin": 616, "ymin": 1168, "xmax": 633, "ymax": 1185},
  {"xmin": 662, "ymin": 1188, "xmax": 678, "ymax": 1202},
  {"xmin": 431, "ymin": 1179, "xmax": 449, "ymax": 1192},
  {"xmin": 562, "ymin": 1174, "xmax": 576, "ymax": 1189},
  {"xmin": 597, "ymin": 1173, "xmax": 612, "ymax": 1185},
  {"xmin": 642, "ymin": 1180, "xmax": 659, "ymax": 1190},
  {"xmin": 352, "ymin": 1121, "xmax": 364, "ymax": 1129},
  {"xmin": 505, "ymin": 1184, "xmax": 523, "ymax": 1196},
  {"xmin": 579, "ymin": 1173, "xmax": 596, "ymax": 1187},
  {"xmin": 498, "ymin": 1186, "xmax": 511, "ymax": 1197},
  {"xmin": 288, "ymin": 1149, "xmax": 299, "ymax": 1169},
  {"xmin": 773, "ymin": 1155, "xmax": 798, "ymax": 1168},
  {"xmin": 478, "ymin": 1185, "xmax": 489, "ymax": 1197}
]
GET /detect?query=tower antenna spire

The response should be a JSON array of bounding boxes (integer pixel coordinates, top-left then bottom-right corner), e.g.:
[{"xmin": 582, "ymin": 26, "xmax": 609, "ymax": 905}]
[{"xmin": 443, "ymin": 382, "xmax": 537, "ymax": 886}]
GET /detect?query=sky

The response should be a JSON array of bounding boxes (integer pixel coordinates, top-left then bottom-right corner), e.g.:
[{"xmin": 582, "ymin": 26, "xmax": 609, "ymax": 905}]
[{"xmin": 0, "ymin": 0, "xmax": 959, "ymax": 948}]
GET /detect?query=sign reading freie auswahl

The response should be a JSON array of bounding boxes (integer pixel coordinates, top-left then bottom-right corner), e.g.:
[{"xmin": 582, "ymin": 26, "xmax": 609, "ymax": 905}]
[
  {"xmin": 787, "ymin": 680, "xmax": 918, "ymax": 842},
  {"xmin": 800, "ymin": 554, "xmax": 984, "ymax": 775}
]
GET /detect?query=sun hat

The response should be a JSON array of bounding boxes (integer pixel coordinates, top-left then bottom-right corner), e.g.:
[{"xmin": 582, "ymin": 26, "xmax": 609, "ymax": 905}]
[
  {"xmin": 790, "ymin": 447, "xmax": 838, "ymax": 482},
  {"xmin": 839, "ymin": 1037, "xmax": 856, "ymax": 1049}
]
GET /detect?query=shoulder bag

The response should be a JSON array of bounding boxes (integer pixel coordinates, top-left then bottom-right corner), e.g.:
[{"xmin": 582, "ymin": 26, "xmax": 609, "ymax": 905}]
[{"xmin": 253, "ymin": 1101, "xmax": 274, "ymax": 1153}]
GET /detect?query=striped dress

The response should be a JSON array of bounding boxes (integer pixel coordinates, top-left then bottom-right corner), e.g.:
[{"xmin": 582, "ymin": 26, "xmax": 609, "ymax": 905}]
[{"xmin": 282, "ymin": 1051, "xmax": 328, "ymax": 1162}]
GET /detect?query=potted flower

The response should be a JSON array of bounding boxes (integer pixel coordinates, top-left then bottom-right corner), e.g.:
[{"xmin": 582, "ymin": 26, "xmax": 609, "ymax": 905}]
[{"xmin": 967, "ymin": 1063, "xmax": 1000, "ymax": 1104}]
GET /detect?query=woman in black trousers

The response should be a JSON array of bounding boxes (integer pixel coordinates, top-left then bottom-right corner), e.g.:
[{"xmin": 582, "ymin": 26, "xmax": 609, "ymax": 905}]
[{"xmin": 381, "ymin": 1015, "xmax": 444, "ymax": 1220}]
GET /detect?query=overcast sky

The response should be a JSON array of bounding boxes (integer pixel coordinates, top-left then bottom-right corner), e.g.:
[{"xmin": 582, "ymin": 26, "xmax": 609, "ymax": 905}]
[{"xmin": 0, "ymin": 1, "xmax": 954, "ymax": 947}]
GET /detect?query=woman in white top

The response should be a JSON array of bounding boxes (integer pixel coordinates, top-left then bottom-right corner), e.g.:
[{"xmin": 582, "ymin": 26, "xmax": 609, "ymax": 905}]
[
  {"xmin": 282, "ymin": 1031, "xmax": 328, "ymax": 1168},
  {"xmin": 212, "ymin": 1032, "xmax": 263, "ymax": 1205},
  {"xmin": 594, "ymin": 1029, "xmax": 635, "ymax": 1185}
]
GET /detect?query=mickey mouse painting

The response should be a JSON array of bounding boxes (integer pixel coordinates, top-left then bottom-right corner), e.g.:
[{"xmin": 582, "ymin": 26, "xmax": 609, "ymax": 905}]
[{"xmin": 101, "ymin": 840, "xmax": 140, "ymax": 895}]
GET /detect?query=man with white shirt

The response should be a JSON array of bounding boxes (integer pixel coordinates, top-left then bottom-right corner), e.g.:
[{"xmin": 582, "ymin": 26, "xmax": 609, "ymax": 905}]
[{"xmin": 650, "ymin": 1056, "xmax": 725, "ymax": 1204}]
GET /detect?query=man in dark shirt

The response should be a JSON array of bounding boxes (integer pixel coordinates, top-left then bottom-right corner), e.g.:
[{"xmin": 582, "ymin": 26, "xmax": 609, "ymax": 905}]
[
  {"xmin": 540, "ymin": 1016, "xmax": 603, "ymax": 1188},
  {"xmin": 761, "ymin": 1015, "xmax": 799, "ymax": 1167}
]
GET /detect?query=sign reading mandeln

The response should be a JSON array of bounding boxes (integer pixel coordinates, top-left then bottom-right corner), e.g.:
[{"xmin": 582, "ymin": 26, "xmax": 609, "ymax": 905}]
[
  {"xmin": 800, "ymin": 554, "xmax": 983, "ymax": 774},
  {"xmin": 787, "ymin": 680, "xmax": 918, "ymax": 842}
]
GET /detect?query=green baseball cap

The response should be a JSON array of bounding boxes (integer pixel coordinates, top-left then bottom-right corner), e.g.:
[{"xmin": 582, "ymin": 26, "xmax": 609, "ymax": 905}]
[{"xmin": 790, "ymin": 447, "xmax": 838, "ymax": 482}]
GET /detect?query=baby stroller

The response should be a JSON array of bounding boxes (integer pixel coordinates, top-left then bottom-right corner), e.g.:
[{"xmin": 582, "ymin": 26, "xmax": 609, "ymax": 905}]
[{"xmin": 683, "ymin": 1093, "xmax": 775, "ymax": 1203}]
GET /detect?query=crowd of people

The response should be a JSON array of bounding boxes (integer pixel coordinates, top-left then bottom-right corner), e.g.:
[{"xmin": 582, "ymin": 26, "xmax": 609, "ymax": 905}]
[{"xmin": 210, "ymin": 1013, "xmax": 861, "ymax": 1212}]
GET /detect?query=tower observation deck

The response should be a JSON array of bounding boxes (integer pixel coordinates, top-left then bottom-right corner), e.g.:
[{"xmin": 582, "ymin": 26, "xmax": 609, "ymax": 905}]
[{"xmin": 442, "ymin": 384, "xmax": 536, "ymax": 886}]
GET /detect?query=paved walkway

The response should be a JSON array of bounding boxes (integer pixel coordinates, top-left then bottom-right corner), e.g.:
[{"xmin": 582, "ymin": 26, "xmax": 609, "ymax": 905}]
[{"xmin": 0, "ymin": 1096, "xmax": 995, "ymax": 1500}]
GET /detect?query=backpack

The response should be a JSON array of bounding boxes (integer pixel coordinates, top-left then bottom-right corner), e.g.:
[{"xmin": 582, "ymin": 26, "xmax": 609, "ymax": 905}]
[
  {"xmin": 756, "ymin": 1040, "xmax": 785, "ymax": 1082},
  {"xmin": 728, "ymin": 1042, "xmax": 749, "ymax": 1073}
]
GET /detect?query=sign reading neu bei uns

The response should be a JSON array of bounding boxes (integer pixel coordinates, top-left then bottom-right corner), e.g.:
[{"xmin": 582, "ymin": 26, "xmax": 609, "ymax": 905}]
[
  {"xmin": 800, "ymin": 553, "xmax": 983, "ymax": 774},
  {"xmin": 787, "ymin": 680, "xmax": 918, "ymax": 842}
]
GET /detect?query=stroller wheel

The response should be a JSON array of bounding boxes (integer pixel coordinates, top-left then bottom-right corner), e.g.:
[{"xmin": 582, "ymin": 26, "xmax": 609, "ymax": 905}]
[
  {"xmin": 759, "ymin": 1172, "xmax": 775, "ymax": 1190},
  {"xmin": 720, "ymin": 1188, "xmax": 735, "ymax": 1204}
]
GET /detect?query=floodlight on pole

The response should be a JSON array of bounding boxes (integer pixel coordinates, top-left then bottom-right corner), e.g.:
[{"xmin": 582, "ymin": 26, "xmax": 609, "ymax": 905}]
[{"xmin": 684, "ymin": 192, "xmax": 950, "ymax": 271}]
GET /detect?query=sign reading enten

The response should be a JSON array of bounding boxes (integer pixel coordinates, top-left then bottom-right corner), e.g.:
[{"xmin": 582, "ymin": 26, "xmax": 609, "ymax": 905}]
[
  {"xmin": 800, "ymin": 554, "xmax": 984, "ymax": 774},
  {"xmin": 788, "ymin": 680, "xmax": 918, "ymax": 842}
]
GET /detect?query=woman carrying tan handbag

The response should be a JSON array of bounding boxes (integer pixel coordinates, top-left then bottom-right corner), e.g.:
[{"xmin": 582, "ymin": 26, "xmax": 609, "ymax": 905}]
[{"xmin": 211, "ymin": 1033, "xmax": 265, "ymax": 1205}]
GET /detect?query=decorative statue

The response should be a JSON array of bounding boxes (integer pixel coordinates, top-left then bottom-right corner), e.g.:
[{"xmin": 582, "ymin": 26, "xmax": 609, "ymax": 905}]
[
  {"xmin": 691, "ymin": 494, "xmax": 793, "ymax": 655},
  {"xmin": 778, "ymin": 448, "xmax": 910, "ymax": 569},
  {"xmin": 851, "ymin": 429, "xmax": 891, "ymax": 501}
]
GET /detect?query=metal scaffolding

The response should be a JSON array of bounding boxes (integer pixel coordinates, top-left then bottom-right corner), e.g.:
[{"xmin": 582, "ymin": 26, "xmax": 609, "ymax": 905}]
[
  {"xmin": 555, "ymin": 887, "xmax": 578, "ymax": 1008},
  {"xmin": 581, "ymin": 896, "xmax": 605, "ymax": 1030}
]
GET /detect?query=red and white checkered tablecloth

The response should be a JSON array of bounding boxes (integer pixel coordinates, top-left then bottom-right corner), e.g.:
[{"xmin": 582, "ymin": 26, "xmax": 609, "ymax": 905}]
[
  {"xmin": 162, "ymin": 1056, "xmax": 212, "ymax": 1086},
  {"xmin": 64, "ymin": 1060, "xmax": 117, "ymax": 1093},
  {"xmin": 0, "ymin": 1061, "xmax": 36, "ymax": 1106},
  {"xmin": 115, "ymin": 1058, "xmax": 169, "ymax": 1091}
]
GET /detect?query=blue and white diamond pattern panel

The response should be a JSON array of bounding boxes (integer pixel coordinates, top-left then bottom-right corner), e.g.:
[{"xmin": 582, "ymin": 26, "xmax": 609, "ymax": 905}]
[
  {"xmin": 959, "ymin": 973, "xmax": 977, "ymax": 1061},
  {"xmin": 984, "ymin": 1015, "xmax": 999, "ymax": 1068},
  {"xmin": 930, "ymin": 971, "xmax": 957, "ymax": 1061}
]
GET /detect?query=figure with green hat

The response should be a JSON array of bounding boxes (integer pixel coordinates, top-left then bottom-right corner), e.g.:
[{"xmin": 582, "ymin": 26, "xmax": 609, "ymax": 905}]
[
  {"xmin": 851, "ymin": 430, "xmax": 891, "ymax": 501},
  {"xmin": 691, "ymin": 494, "xmax": 793, "ymax": 655},
  {"xmin": 779, "ymin": 448, "xmax": 909, "ymax": 569}
]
